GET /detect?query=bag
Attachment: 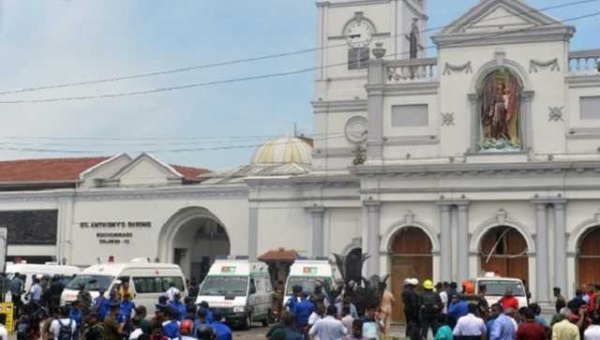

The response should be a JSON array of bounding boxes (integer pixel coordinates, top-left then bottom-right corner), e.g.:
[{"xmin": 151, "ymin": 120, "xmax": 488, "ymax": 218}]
[
  {"xmin": 58, "ymin": 319, "xmax": 73, "ymax": 340},
  {"xmin": 421, "ymin": 293, "xmax": 440, "ymax": 314}
]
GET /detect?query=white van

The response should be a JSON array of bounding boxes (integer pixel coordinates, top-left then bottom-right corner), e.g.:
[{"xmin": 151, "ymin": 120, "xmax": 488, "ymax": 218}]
[
  {"xmin": 474, "ymin": 274, "xmax": 529, "ymax": 308},
  {"xmin": 196, "ymin": 258, "xmax": 273, "ymax": 329},
  {"xmin": 5, "ymin": 263, "xmax": 80, "ymax": 302},
  {"xmin": 283, "ymin": 259, "xmax": 334, "ymax": 307},
  {"xmin": 61, "ymin": 259, "xmax": 187, "ymax": 313}
]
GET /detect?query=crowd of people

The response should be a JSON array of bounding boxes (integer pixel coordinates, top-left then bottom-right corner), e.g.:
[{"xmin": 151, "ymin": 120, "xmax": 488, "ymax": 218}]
[
  {"xmin": 6, "ymin": 274, "xmax": 230, "ymax": 340},
  {"xmin": 400, "ymin": 279, "xmax": 600, "ymax": 340}
]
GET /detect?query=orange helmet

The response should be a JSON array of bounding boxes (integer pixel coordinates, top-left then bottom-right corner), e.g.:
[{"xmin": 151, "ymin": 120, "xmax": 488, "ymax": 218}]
[{"xmin": 180, "ymin": 319, "xmax": 194, "ymax": 336}]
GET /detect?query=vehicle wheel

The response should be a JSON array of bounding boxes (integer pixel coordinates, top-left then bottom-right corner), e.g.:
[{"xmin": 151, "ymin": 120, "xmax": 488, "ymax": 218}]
[
  {"xmin": 262, "ymin": 310, "xmax": 272, "ymax": 327},
  {"xmin": 242, "ymin": 313, "xmax": 252, "ymax": 330}
]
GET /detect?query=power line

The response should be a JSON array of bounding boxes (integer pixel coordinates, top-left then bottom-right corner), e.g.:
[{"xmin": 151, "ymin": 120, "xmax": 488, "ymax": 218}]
[
  {"xmin": 1, "ymin": 9, "xmax": 598, "ymax": 105},
  {"xmin": 0, "ymin": 0, "xmax": 596, "ymax": 97}
]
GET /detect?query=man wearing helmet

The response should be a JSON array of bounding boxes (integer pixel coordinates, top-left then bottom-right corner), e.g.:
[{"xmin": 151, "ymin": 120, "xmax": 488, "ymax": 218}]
[
  {"xmin": 179, "ymin": 320, "xmax": 198, "ymax": 340},
  {"xmin": 420, "ymin": 279, "xmax": 443, "ymax": 339}
]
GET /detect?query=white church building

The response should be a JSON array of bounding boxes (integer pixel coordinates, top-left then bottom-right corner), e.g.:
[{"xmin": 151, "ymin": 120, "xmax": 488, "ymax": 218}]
[{"xmin": 1, "ymin": 0, "xmax": 600, "ymax": 322}]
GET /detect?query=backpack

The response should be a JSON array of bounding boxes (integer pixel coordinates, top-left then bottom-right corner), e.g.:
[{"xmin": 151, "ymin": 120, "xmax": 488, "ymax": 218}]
[
  {"xmin": 57, "ymin": 319, "xmax": 73, "ymax": 340},
  {"xmin": 421, "ymin": 292, "xmax": 440, "ymax": 314}
]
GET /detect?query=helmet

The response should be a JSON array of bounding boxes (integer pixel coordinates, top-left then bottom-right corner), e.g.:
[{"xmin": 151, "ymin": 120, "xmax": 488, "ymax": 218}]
[
  {"xmin": 180, "ymin": 320, "xmax": 194, "ymax": 336},
  {"xmin": 196, "ymin": 325, "xmax": 215, "ymax": 339},
  {"xmin": 423, "ymin": 279, "xmax": 434, "ymax": 290}
]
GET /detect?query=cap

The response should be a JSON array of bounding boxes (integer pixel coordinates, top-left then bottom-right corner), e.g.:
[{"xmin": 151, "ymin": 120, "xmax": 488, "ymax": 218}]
[
  {"xmin": 423, "ymin": 280, "xmax": 434, "ymax": 290},
  {"xmin": 180, "ymin": 320, "xmax": 194, "ymax": 336}
]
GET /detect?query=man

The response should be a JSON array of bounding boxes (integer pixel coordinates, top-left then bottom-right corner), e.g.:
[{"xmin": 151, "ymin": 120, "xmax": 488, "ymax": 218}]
[
  {"xmin": 569, "ymin": 300, "xmax": 590, "ymax": 339},
  {"xmin": 196, "ymin": 325, "xmax": 216, "ymax": 340},
  {"xmin": 475, "ymin": 285, "xmax": 489, "ymax": 320},
  {"xmin": 553, "ymin": 308, "xmax": 580, "ymax": 340},
  {"xmin": 195, "ymin": 307, "xmax": 210, "ymax": 333},
  {"xmin": 286, "ymin": 285, "xmax": 303, "ymax": 313},
  {"xmin": 267, "ymin": 313, "xmax": 302, "ymax": 340},
  {"xmin": 129, "ymin": 317, "xmax": 144, "ymax": 340},
  {"xmin": 344, "ymin": 319, "xmax": 367, "ymax": 340},
  {"xmin": 0, "ymin": 314, "xmax": 8, "ymax": 340},
  {"xmin": 50, "ymin": 306, "xmax": 77, "ymax": 340},
  {"xmin": 76, "ymin": 284, "xmax": 92, "ymax": 316},
  {"xmin": 589, "ymin": 285, "xmax": 598, "ymax": 312},
  {"xmin": 452, "ymin": 304, "xmax": 486, "ymax": 340},
  {"xmin": 118, "ymin": 281, "xmax": 132, "ymax": 301},
  {"xmin": 498, "ymin": 288, "xmax": 519, "ymax": 311},
  {"xmin": 379, "ymin": 287, "xmax": 394, "ymax": 338},
  {"xmin": 104, "ymin": 301, "xmax": 124, "ymax": 340},
  {"xmin": 516, "ymin": 307, "xmax": 546, "ymax": 340},
  {"xmin": 82, "ymin": 313, "xmax": 104, "ymax": 340},
  {"xmin": 92, "ymin": 289, "xmax": 109, "ymax": 321},
  {"xmin": 162, "ymin": 308, "xmax": 181, "ymax": 339},
  {"xmin": 69, "ymin": 301, "xmax": 83, "ymax": 340},
  {"xmin": 293, "ymin": 293, "xmax": 315, "ymax": 334},
  {"xmin": 421, "ymin": 279, "xmax": 443, "ymax": 339},
  {"xmin": 402, "ymin": 278, "xmax": 421, "ymax": 337},
  {"xmin": 585, "ymin": 313, "xmax": 600, "ymax": 340},
  {"xmin": 448, "ymin": 294, "xmax": 469, "ymax": 329},
  {"xmin": 436, "ymin": 282, "xmax": 448, "ymax": 315},
  {"xmin": 555, "ymin": 287, "xmax": 567, "ymax": 314},
  {"xmin": 309, "ymin": 305, "xmax": 348, "ymax": 340},
  {"xmin": 210, "ymin": 312, "xmax": 232, "ymax": 340},
  {"xmin": 30, "ymin": 277, "xmax": 43, "ymax": 304},
  {"xmin": 434, "ymin": 315, "xmax": 453, "ymax": 340},
  {"xmin": 166, "ymin": 282, "xmax": 180, "ymax": 303},
  {"xmin": 179, "ymin": 319, "xmax": 197, "ymax": 340},
  {"xmin": 489, "ymin": 304, "xmax": 516, "ymax": 340},
  {"xmin": 168, "ymin": 292, "xmax": 186, "ymax": 320},
  {"xmin": 529, "ymin": 303, "xmax": 550, "ymax": 330},
  {"xmin": 10, "ymin": 273, "xmax": 24, "ymax": 317},
  {"xmin": 48, "ymin": 275, "xmax": 65, "ymax": 313},
  {"xmin": 199, "ymin": 301, "xmax": 215, "ymax": 324}
]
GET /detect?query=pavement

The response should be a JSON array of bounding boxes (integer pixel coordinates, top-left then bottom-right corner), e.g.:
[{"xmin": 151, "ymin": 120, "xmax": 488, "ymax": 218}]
[{"xmin": 232, "ymin": 323, "xmax": 408, "ymax": 339}]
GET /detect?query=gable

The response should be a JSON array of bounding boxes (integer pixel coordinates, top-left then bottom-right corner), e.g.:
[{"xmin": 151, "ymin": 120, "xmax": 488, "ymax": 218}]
[
  {"xmin": 465, "ymin": 5, "xmax": 533, "ymax": 33},
  {"xmin": 111, "ymin": 153, "xmax": 182, "ymax": 187},
  {"xmin": 79, "ymin": 154, "xmax": 132, "ymax": 188}
]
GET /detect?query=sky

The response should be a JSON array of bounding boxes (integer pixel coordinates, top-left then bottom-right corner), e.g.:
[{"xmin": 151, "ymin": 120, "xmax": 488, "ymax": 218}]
[{"xmin": 0, "ymin": 0, "xmax": 597, "ymax": 170}]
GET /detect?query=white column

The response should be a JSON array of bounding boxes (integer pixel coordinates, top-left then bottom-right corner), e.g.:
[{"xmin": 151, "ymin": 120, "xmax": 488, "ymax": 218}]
[
  {"xmin": 248, "ymin": 207, "xmax": 258, "ymax": 261},
  {"xmin": 439, "ymin": 204, "xmax": 452, "ymax": 281},
  {"xmin": 365, "ymin": 201, "xmax": 381, "ymax": 276},
  {"xmin": 366, "ymin": 60, "xmax": 385, "ymax": 161},
  {"xmin": 534, "ymin": 203, "xmax": 550, "ymax": 303},
  {"xmin": 554, "ymin": 201, "xmax": 568, "ymax": 294},
  {"xmin": 309, "ymin": 207, "xmax": 326, "ymax": 258},
  {"xmin": 457, "ymin": 204, "xmax": 470, "ymax": 282}
]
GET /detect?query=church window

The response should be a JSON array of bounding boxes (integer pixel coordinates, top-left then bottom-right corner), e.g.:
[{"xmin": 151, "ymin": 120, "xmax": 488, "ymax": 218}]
[
  {"xmin": 391, "ymin": 104, "xmax": 429, "ymax": 127},
  {"xmin": 580, "ymin": 96, "xmax": 600, "ymax": 120},
  {"xmin": 348, "ymin": 48, "xmax": 370, "ymax": 70}
]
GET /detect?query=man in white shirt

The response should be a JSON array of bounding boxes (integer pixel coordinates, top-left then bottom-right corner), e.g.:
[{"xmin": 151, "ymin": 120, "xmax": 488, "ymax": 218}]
[
  {"xmin": 437, "ymin": 282, "xmax": 449, "ymax": 314},
  {"xmin": 50, "ymin": 307, "xmax": 76, "ymax": 340},
  {"xmin": 453, "ymin": 304, "xmax": 486, "ymax": 339},
  {"xmin": 0, "ymin": 314, "xmax": 8, "ymax": 340},
  {"xmin": 165, "ymin": 282, "xmax": 180, "ymax": 302},
  {"xmin": 585, "ymin": 314, "xmax": 600, "ymax": 340},
  {"xmin": 309, "ymin": 306, "xmax": 348, "ymax": 340}
]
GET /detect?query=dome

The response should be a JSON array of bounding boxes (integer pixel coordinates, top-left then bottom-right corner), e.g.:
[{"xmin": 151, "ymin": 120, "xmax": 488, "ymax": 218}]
[{"xmin": 251, "ymin": 137, "xmax": 313, "ymax": 165}]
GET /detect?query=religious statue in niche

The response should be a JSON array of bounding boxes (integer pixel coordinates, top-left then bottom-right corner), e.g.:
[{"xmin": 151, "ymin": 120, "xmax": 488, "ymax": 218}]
[{"xmin": 479, "ymin": 68, "xmax": 522, "ymax": 151}]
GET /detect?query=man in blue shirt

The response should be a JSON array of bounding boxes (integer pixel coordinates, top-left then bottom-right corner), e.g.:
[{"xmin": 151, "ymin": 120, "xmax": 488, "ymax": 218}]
[
  {"xmin": 448, "ymin": 294, "xmax": 469, "ymax": 329},
  {"xmin": 30, "ymin": 278, "xmax": 43, "ymax": 304},
  {"xmin": 210, "ymin": 312, "xmax": 232, "ymax": 340},
  {"xmin": 199, "ymin": 301, "xmax": 214, "ymax": 324},
  {"xmin": 162, "ymin": 307, "xmax": 181, "ymax": 339},
  {"xmin": 489, "ymin": 304, "xmax": 516, "ymax": 340},
  {"xmin": 169, "ymin": 292, "xmax": 186, "ymax": 320},
  {"xmin": 69, "ymin": 300, "xmax": 83, "ymax": 340},
  {"xmin": 92, "ymin": 289, "xmax": 110, "ymax": 321},
  {"xmin": 293, "ymin": 293, "xmax": 315, "ymax": 335}
]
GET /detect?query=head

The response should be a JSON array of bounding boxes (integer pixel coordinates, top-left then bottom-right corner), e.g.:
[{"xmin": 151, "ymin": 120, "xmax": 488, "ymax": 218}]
[
  {"xmin": 174, "ymin": 292, "xmax": 181, "ymax": 302},
  {"xmin": 560, "ymin": 307, "xmax": 572, "ymax": 319},
  {"xmin": 196, "ymin": 325, "xmax": 215, "ymax": 340},
  {"xmin": 592, "ymin": 313, "xmax": 600, "ymax": 326},
  {"xmin": 110, "ymin": 302, "xmax": 121, "ymax": 315},
  {"xmin": 504, "ymin": 287, "xmax": 513, "ymax": 297},
  {"xmin": 450, "ymin": 282, "xmax": 458, "ymax": 290},
  {"xmin": 78, "ymin": 283, "xmax": 85, "ymax": 291},
  {"xmin": 314, "ymin": 284, "xmax": 323, "ymax": 295},
  {"xmin": 123, "ymin": 293, "xmax": 132, "ymax": 301},
  {"xmin": 468, "ymin": 303, "xmax": 478, "ymax": 315},
  {"xmin": 589, "ymin": 284, "xmax": 597, "ymax": 293},
  {"xmin": 529, "ymin": 303, "xmax": 541, "ymax": 316},
  {"xmin": 505, "ymin": 308, "xmax": 516, "ymax": 319},
  {"xmin": 490, "ymin": 303, "xmax": 504, "ymax": 319},
  {"xmin": 423, "ymin": 280, "xmax": 434, "ymax": 291},
  {"xmin": 132, "ymin": 317, "xmax": 142, "ymax": 329},
  {"xmin": 199, "ymin": 301, "xmax": 210, "ymax": 310},
  {"xmin": 212, "ymin": 311, "xmax": 224, "ymax": 323},
  {"xmin": 435, "ymin": 282, "xmax": 443, "ymax": 292},
  {"xmin": 60, "ymin": 306, "xmax": 70, "ymax": 318},
  {"xmin": 158, "ymin": 295, "xmax": 168, "ymax": 305},
  {"xmin": 88, "ymin": 313, "xmax": 99, "ymax": 325},
  {"xmin": 180, "ymin": 319, "xmax": 194, "ymax": 336},
  {"xmin": 576, "ymin": 288, "xmax": 584, "ymax": 297},
  {"xmin": 342, "ymin": 306, "xmax": 351, "ymax": 317},
  {"xmin": 33, "ymin": 278, "xmax": 40, "ymax": 284},
  {"xmin": 72, "ymin": 300, "xmax": 81, "ymax": 310},
  {"xmin": 366, "ymin": 307, "xmax": 378, "ymax": 320},
  {"xmin": 479, "ymin": 284, "xmax": 487, "ymax": 295},
  {"xmin": 169, "ymin": 282, "xmax": 176, "ymax": 288},
  {"xmin": 522, "ymin": 307, "xmax": 536, "ymax": 321},
  {"xmin": 151, "ymin": 326, "xmax": 164, "ymax": 338},
  {"xmin": 352, "ymin": 319, "xmax": 364, "ymax": 338},
  {"xmin": 282, "ymin": 313, "xmax": 295, "ymax": 328},
  {"xmin": 553, "ymin": 287, "xmax": 561, "ymax": 297},
  {"xmin": 496, "ymin": 82, "xmax": 506, "ymax": 94},
  {"xmin": 315, "ymin": 303, "xmax": 326, "ymax": 316},
  {"xmin": 326, "ymin": 305, "xmax": 337, "ymax": 317},
  {"xmin": 197, "ymin": 307, "xmax": 208, "ymax": 322},
  {"xmin": 123, "ymin": 281, "xmax": 129, "ymax": 289}
]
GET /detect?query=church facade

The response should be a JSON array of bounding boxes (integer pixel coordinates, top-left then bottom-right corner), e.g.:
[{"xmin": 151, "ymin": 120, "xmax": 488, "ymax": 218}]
[{"xmin": 1, "ymin": 0, "xmax": 599, "ymax": 322}]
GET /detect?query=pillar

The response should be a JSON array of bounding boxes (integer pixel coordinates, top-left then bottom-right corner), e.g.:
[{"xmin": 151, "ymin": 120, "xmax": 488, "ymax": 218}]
[
  {"xmin": 365, "ymin": 201, "xmax": 381, "ymax": 276},
  {"xmin": 439, "ymin": 204, "xmax": 452, "ymax": 281},
  {"xmin": 248, "ymin": 207, "xmax": 258, "ymax": 261},
  {"xmin": 457, "ymin": 204, "xmax": 470, "ymax": 281},
  {"xmin": 554, "ymin": 201, "xmax": 567, "ymax": 293},
  {"xmin": 366, "ymin": 59, "xmax": 385, "ymax": 160},
  {"xmin": 309, "ymin": 207, "xmax": 326, "ymax": 258},
  {"xmin": 534, "ymin": 203, "xmax": 550, "ymax": 303}
]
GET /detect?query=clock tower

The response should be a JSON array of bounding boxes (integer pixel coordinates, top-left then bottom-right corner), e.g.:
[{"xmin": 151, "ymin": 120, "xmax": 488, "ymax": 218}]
[{"xmin": 313, "ymin": 0, "xmax": 427, "ymax": 170}]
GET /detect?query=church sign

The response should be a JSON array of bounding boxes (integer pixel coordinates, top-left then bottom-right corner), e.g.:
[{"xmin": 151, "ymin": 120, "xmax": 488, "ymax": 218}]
[{"xmin": 79, "ymin": 221, "xmax": 152, "ymax": 244}]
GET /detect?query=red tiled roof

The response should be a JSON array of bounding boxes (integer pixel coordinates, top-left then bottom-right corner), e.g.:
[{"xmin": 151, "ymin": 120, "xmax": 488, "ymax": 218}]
[
  {"xmin": 258, "ymin": 248, "xmax": 300, "ymax": 262},
  {"xmin": 171, "ymin": 165, "xmax": 211, "ymax": 181},
  {"xmin": 0, "ymin": 157, "xmax": 110, "ymax": 183}
]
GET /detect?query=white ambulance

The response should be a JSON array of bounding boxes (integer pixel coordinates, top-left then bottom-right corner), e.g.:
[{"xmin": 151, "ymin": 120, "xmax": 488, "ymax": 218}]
[
  {"xmin": 196, "ymin": 258, "xmax": 273, "ymax": 329},
  {"xmin": 5, "ymin": 263, "xmax": 81, "ymax": 303},
  {"xmin": 283, "ymin": 258, "xmax": 334, "ymax": 307},
  {"xmin": 60, "ymin": 258, "xmax": 187, "ymax": 313},
  {"xmin": 473, "ymin": 273, "xmax": 529, "ymax": 308}
]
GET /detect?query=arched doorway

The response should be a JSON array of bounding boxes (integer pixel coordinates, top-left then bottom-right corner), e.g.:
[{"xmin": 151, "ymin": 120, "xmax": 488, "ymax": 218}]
[
  {"xmin": 159, "ymin": 207, "xmax": 231, "ymax": 281},
  {"xmin": 577, "ymin": 226, "xmax": 600, "ymax": 286},
  {"xmin": 345, "ymin": 248, "xmax": 363, "ymax": 283},
  {"xmin": 390, "ymin": 227, "xmax": 433, "ymax": 323},
  {"xmin": 480, "ymin": 226, "xmax": 528, "ymax": 280}
]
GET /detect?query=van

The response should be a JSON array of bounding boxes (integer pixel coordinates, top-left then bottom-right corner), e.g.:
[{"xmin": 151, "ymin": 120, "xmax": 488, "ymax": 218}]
[
  {"xmin": 196, "ymin": 258, "xmax": 273, "ymax": 329},
  {"xmin": 473, "ymin": 274, "xmax": 529, "ymax": 308},
  {"xmin": 283, "ymin": 259, "xmax": 334, "ymax": 307},
  {"xmin": 5, "ymin": 263, "xmax": 81, "ymax": 303},
  {"xmin": 60, "ymin": 259, "xmax": 187, "ymax": 313}
]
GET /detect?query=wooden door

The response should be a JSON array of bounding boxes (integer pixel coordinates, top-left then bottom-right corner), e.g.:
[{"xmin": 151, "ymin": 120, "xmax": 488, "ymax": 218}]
[
  {"xmin": 390, "ymin": 227, "xmax": 433, "ymax": 324},
  {"xmin": 480, "ymin": 227, "xmax": 529, "ymax": 282},
  {"xmin": 578, "ymin": 227, "xmax": 600, "ymax": 286}
]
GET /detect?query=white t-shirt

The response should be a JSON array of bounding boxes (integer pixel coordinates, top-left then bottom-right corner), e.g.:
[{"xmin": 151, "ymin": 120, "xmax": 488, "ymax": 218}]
[
  {"xmin": 585, "ymin": 325, "xmax": 600, "ymax": 340},
  {"xmin": 439, "ymin": 291, "xmax": 448, "ymax": 314},
  {"xmin": 166, "ymin": 287, "xmax": 180, "ymax": 302},
  {"xmin": 309, "ymin": 316, "xmax": 348, "ymax": 340},
  {"xmin": 308, "ymin": 312, "xmax": 322, "ymax": 326},
  {"xmin": 129, "ymin": 328, "xmax": 144, "ymax": 340},
  {"xmin": 50, "ymin": 318, "xmax": 76, "ymax": 340},
  {"xmin": 0, "ymin": 325, "xmax": 8, "ymax": 340}
]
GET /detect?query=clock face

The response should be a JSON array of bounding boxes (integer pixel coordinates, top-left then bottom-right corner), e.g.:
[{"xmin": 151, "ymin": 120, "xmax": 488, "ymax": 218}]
[{"xmin": 345, "ymin": 20, "xmax": 373, "ymax": 48}]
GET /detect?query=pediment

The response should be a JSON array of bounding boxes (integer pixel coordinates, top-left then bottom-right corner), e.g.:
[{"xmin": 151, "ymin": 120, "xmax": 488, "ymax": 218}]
[
  {"xmin": 438, "ymin": 0, "xmax": 563, "ymax": 35},
  {"xmin": 110, "ymin": 153, "xmax": 182, "ymax": 186}
]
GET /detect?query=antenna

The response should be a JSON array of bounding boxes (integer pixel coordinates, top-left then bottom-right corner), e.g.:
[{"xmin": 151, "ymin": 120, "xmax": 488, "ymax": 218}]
[{"xmin": 293, "ymin": 123, "xmax": 298, "ymax": 137}]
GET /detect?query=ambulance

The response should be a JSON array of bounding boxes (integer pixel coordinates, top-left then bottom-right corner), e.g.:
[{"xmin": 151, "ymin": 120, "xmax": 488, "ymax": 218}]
[
  {"xmin": 471, "ymin": 273, "xmax": 529, "ymax": 308},
  {"xmin": 196, "ymin": 257, "xmax": 273, "ymax": 329},
  {"xmin": 283, "ymin": 258, "xmax": 335, "ymax": 307}
]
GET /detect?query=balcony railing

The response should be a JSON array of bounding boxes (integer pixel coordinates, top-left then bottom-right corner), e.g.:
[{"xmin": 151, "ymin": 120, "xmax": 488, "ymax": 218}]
[
  {"xmin": 387, "ymin": 58, "xmax": 438, "ymax": 83},
  {"xmin": 569, "ymin": 49, "xmax": 600, "ymax": 76}
]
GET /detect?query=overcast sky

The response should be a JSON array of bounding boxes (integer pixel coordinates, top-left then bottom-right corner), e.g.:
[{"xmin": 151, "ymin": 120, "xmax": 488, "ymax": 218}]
[{"xmin": 0, "ymin": 0, "xmax": 597, "ymax": 170}]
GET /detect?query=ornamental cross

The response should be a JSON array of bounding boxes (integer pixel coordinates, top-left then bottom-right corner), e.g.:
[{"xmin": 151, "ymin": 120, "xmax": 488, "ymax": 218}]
[
  {"xmin": 441, "ymin": 112, "xmax": 455, "ymax": 126},
  {"xmin": 549, "ymin": 107, "xmax": 564, "ymax": 122}
]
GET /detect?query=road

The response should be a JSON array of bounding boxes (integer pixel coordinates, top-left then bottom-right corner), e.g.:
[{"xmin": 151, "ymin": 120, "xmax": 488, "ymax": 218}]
[{"xmin": 232, "ymin": 324, "xmax": 269, "ymax": 338}]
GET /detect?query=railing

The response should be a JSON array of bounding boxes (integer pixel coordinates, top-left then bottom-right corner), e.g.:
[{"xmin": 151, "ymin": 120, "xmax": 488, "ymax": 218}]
[
  {"xmin": 569, "ymin": 49, "xmax": 600, "ymax": 76},
  {"xmin": 387, "ymin": 57, "xmax": 438, "ymax": 83}
]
